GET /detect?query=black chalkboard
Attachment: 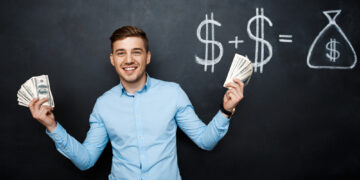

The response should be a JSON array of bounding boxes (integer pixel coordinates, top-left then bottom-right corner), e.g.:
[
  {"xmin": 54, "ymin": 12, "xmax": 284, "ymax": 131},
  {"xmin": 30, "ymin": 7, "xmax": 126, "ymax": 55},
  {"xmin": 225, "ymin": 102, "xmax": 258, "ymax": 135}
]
[{"xmin": 1, "ymin": 0, "xmax": 360, "ymax": 179}]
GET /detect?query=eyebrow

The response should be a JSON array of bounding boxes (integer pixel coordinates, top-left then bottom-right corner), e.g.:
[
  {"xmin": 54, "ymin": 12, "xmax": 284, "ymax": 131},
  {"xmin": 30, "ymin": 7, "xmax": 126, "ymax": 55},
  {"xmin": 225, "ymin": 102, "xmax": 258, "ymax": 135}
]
[
  {"xmin": 132, "ymin": 48, "xmax": 144, "ymax": 52},
  {"xmin": 115, "ymin": 49, "xmax": 126, "ymax": 53},
  {"xmin": 114, "ymin": 48, "xmax": 144, "ymax": 53}
]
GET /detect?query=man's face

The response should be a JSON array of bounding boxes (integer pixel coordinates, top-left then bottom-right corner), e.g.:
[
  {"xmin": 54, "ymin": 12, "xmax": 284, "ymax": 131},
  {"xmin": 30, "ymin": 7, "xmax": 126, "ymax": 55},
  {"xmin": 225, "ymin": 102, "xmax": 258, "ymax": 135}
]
[{"xmin": 110, "ymin": 37, "xmax": 151, "ymax": 84}]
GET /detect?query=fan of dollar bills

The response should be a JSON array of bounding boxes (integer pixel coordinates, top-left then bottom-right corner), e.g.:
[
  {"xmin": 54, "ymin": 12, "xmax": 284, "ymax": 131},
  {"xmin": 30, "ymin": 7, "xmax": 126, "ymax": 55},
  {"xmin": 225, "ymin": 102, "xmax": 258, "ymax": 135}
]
[
  {"xmin": 17, "ymin": 75, "xmax": 55, "ymax": 108},
  {"xmin": 223, "ymin": 54, "xmax": 254, "ymax": 87}
]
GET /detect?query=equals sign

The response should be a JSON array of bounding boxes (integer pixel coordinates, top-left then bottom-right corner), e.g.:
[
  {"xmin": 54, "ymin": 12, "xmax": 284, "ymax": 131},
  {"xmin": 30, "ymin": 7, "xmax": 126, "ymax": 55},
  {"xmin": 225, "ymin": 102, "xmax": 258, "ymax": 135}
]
[{"xmin": 279, "ymin": 34, "xmax": 293, "ymax": 43}]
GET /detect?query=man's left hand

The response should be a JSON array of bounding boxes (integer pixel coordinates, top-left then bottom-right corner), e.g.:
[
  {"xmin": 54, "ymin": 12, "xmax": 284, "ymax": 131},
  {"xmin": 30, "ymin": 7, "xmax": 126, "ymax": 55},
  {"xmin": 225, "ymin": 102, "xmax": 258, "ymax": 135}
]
[{"xmin": 223, "ymin": 78, "xmax": 245, "ymax": 116}]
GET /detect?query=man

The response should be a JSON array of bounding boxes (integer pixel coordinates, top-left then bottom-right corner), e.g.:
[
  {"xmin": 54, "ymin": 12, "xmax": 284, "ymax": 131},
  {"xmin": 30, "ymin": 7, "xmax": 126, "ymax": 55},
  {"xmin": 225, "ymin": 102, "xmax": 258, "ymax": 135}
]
[{"xmin": 29, "ymin": 26, "xmax": 244, "ymax": 180}]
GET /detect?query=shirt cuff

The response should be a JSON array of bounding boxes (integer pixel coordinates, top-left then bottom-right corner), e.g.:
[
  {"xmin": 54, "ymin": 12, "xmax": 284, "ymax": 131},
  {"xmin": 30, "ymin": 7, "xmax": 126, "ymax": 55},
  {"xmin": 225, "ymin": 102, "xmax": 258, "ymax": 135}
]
[
  {"xmin": 215, "ymin": 110, "xmax": 231, "ymax": 127},
  {"xmin": 45, "ymin": 122, "xmax": 67, "ymax": 145}
]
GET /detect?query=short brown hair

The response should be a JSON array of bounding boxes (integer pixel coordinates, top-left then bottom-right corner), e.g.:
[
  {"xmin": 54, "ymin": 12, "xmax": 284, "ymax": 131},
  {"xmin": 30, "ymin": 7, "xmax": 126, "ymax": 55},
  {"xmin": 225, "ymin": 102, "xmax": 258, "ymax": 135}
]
[{"xmin": 109, "ymin": 26, "xmax": 149, "ymax": 52}]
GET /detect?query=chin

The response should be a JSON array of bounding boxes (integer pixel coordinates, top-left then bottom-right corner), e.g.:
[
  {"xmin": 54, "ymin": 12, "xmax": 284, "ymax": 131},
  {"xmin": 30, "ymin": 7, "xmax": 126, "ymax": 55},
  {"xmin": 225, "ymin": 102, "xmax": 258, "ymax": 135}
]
[
  {"xmin": 119, "ymin": 74, "xmax": 135, "ymax": 82},
  {"xmin": 122, "ymin": 77, "xmax": 138, "ymax": 83},
  {"xmin": 117, "ymin": 68, "xmax": 146, "ymax": 84},
  {"xmin": 120, "ymin": 73, "xmax": 143, "ymax": 83}
]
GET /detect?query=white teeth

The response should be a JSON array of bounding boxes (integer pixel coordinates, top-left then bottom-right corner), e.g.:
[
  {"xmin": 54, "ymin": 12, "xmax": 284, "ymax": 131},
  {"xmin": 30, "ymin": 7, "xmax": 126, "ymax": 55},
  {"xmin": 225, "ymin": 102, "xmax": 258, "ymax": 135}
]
[{"xmin": 124, "ymin": 67, "xmax": 135, "ymax": 71}]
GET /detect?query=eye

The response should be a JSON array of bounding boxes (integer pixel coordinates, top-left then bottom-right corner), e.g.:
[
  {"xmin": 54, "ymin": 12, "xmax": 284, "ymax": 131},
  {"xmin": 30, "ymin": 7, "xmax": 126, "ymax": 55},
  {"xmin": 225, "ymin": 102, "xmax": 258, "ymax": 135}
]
[
  {"xmin": 133, "ymin": 51, "xmax": 142, "ymax": 55},
  {"xmin": 116, "ymin": 52, "xmax": 125, "ymax": 56}
]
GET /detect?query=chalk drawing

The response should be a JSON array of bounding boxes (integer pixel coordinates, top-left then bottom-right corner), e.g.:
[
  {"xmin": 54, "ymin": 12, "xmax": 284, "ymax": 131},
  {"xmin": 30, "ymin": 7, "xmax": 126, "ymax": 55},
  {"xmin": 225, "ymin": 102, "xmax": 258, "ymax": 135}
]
[
  {"xmin": 279, "ymin": 34, "xmax": 293, "ymax": 43},
  {"xmin": 195, "ymin": 12, "xmax": 224, "ymax": 73},
  {"xmin": 325, "ymin": 38, "xmax": 340, "ymax": 62},
  {"xmin": 228, "ymin": 36, "xmax": 244, "ymax": 49},
  {"xmin": 307, "ymin": 10, "xmax": 357, "ymax": 69},
  {"xmin": 247, "ymin": 8, "xmax": 273, "ymax": 73}
]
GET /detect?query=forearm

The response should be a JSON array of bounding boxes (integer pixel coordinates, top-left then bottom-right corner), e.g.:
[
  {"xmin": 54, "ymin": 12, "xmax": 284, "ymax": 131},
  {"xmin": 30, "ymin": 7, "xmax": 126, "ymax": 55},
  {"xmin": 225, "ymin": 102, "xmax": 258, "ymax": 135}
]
[
  {"xmin": 178, "ymin": 108, "xmax": 231, "ymax": 151},
  {"xmin": 175, "ymin": 84, "xmax": 231, "ymax": 151},
  {"xmin": 46, "ymin": 123, "xmax": 96, "ymax": 170},
  {"xmin": 195, "ymin": 110, "xmax": 230, "ymax": 150}
]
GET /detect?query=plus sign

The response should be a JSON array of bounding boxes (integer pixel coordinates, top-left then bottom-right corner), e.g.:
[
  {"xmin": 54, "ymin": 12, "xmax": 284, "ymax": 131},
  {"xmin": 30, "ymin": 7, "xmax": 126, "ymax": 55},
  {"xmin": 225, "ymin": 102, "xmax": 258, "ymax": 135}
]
[{"xmin": 228, "ymin": 36, "xmax": 244, "ymax": 49}]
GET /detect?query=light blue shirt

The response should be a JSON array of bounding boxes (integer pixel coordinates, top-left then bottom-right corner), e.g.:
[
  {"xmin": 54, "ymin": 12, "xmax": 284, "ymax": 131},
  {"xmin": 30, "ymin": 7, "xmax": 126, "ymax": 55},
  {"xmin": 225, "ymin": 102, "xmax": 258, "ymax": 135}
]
[{"xmin": 46, "ymin": 75, "xmax": 231, "ymax": 180}]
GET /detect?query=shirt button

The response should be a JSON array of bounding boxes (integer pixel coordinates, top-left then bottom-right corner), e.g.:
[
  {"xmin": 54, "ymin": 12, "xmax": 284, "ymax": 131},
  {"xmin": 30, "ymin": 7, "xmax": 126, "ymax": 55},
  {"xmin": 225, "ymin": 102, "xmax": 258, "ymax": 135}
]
[
  {"xmin": 138, "ymin": 136, "xmax": 142, "ymax": 139},
  {"xmin": 142, "ymin": 174, "xmax": 146, "ymax": 176}
]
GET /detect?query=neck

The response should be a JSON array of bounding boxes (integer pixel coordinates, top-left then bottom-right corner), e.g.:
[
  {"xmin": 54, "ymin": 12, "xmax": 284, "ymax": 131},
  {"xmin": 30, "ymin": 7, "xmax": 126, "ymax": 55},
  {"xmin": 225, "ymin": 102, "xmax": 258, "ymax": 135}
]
[{"xmin": 121, "ymin": 74, "xmax": 147, "ymax": 94}]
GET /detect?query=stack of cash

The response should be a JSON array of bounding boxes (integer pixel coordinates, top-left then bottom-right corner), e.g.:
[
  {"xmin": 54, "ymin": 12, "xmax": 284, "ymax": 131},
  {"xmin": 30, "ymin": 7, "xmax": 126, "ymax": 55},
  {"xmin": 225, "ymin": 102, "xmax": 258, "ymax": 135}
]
[
  {"xmin": 17, "ymin": 75, "xmax": 55, "ymax": 108},
  {"xmin": 223, "ymin": 54, "xmax": 254, "ymax": 87}
]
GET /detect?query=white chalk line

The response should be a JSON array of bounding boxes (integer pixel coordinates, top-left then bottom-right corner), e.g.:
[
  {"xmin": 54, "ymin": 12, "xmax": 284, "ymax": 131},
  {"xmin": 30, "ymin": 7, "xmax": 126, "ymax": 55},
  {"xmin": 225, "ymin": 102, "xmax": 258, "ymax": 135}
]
[
  {"xmin": 307, "ymin": 9, "xmax": 357, "ymax": 69},
  {"xmin": 279, "ymin": 39, "xmax": 293, "ymax": 43}
]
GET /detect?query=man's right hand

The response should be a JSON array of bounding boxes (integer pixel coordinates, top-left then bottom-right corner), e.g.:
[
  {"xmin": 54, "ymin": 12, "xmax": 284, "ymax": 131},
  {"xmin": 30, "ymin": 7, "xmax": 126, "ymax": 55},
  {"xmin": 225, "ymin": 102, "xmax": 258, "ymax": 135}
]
[{"xmin": 29, "ymin": 98, "xmax": 57, "ymax": 133}]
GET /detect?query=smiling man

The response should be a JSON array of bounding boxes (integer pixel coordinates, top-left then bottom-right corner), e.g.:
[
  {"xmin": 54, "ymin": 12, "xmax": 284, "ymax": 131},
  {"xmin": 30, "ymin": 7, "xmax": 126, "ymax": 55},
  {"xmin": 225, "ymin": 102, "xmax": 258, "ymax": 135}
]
[{"xmin": 29, "ymin": 26, "xmax": 244, "ymax": 180}]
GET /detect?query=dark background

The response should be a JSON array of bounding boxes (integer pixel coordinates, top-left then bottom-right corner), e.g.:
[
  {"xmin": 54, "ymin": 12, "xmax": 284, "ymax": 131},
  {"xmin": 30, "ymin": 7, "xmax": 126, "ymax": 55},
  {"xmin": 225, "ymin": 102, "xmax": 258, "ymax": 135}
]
[{"xmin": 1, "ymin": 0, "xmax": 360, "ymax": 179}]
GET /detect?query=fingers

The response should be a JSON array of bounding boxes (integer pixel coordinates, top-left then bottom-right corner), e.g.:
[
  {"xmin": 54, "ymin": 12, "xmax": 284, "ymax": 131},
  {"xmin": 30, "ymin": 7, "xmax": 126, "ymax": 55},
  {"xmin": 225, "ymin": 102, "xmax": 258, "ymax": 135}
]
[
  {"xmin": 32, "ymin": 104, "xmax": 52, "ymax": 120},
  {"xmin": 39, "ymin": 105, "xmax": 52, "ymax": 116},
  {"xmin": 29, "ymin": 98, "xmax": 39, "ymax": 114},
  {"xmin": 34, "ymin": 98, "xmax": 49, "ymax": 111},
  {"xmin": 225, "ymin": 82, "xmax": 240, "ymax": 92},
  {"xmin": 29, "ymin": 98, "xmax": 50, "ymax": 118},
  {"xmin": 226, "ymin": 88, "xmax": 242, "ymax": 100},
  {"xmin": 225, "ymin": 79, "xmax": 244, "ymax": 89},
  {"xmin": 234, "ymin": 79, "xmax": 245, "ymax": 97},
  {"xmin": 229, "ymin": 79, "xmax": 244, "ymax": 92},
  {"xmin": 225, "ymin": 81, "xmax": 244, "ymax": 99},
  {"xmin": 223, "ymin": 79, "xmax": 246, "ymax": 112},
  {"xmin": 233, "ymin": 78, "xmax": 244, "ymax": 90}
]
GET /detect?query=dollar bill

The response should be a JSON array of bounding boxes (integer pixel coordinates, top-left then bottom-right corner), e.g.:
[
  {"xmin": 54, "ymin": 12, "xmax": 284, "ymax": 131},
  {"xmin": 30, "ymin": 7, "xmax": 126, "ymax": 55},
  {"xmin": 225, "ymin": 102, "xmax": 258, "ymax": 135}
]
[
  {"xmin": 33, "ymin": 75, "xmax": 54, "ymax": 107},
  {"xmin": 17, "ymin": 75, "xmax": 55, "ymax": 108},
  {"xmin": 223, "ymin": 54, "xmax": 254, "ymax": 87},
  {"xmin": 18, "ymin": 101, "xmax": 28, "ymax": 107}
]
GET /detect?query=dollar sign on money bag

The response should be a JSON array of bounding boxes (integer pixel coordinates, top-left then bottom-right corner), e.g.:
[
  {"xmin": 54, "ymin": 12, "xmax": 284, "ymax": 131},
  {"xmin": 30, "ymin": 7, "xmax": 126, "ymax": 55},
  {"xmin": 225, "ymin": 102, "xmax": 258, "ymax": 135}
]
[
  {"xmin": 325, "ymin": 38, "xmax": 340, "ymax": 62},
  {"xmin": 307, "ymin": 10, "xmax": 357, "ymax": 69},
  {"xmin": 247, "ymin": 8, "xmax": 273, "ymax": 73},
  {"xmin": 195, "ymin": 12, "xmax": 223, "ymax": 73}
]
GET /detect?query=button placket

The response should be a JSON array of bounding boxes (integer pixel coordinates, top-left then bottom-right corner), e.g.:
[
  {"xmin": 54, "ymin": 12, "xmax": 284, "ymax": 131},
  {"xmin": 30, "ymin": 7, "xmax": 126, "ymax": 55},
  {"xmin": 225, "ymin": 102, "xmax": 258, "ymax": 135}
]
[{"xmin": 134, "ymin": 95, "xmax": 145, "ymax": 171}]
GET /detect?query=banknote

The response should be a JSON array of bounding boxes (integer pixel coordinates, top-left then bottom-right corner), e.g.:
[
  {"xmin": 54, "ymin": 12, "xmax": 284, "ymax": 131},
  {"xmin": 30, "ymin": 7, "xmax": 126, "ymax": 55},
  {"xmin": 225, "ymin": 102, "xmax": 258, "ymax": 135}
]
[
  {"xmin": 17, "ymin": 75, "xmax": 55, "ymax": 108},
  {"xmin": 224, "ymin": 54, "xmax": 254, "ymax": 87}
]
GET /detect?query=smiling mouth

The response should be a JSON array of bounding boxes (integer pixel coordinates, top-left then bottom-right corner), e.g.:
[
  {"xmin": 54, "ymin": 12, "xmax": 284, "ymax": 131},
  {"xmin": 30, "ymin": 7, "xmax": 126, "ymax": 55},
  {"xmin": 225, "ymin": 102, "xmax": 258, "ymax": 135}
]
[
  {"xmin": 124, "ymin": 67, "xmax": 136, "ymax": 71},
  {"xmin": 122, "ymin": 66, "xmax": 138, "ymax": 74}
]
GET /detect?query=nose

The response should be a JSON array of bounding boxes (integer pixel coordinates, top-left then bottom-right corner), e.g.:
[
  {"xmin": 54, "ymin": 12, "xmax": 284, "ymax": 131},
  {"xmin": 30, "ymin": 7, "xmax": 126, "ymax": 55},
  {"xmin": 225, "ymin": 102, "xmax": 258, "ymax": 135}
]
[{"xmin": 125, "ymin": 54, "xmax": 134, "ymax": 64}]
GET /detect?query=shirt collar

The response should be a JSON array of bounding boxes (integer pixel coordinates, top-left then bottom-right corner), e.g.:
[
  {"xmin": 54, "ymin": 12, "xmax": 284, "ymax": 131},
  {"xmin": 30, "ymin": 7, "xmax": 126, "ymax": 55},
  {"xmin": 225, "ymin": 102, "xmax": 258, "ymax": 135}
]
[{"xmin": 118, "ymin": 73, "xmax": 152, "ymax": 96}]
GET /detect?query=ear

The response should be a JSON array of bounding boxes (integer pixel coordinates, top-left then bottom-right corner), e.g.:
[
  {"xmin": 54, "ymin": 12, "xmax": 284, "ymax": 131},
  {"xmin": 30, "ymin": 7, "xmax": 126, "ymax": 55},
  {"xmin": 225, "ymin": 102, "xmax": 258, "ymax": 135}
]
[
  {"xmin": 110, "ymin": 53, "xmax": 115, "ymax": 66},
  {"xmin": 146, "ymin": 51, "xmax": 151, "ymax": 65}
]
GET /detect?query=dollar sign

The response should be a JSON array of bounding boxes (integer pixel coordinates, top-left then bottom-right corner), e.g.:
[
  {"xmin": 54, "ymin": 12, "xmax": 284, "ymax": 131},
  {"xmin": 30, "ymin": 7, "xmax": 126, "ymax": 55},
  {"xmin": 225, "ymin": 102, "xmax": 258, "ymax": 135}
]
[
  {"xmin": 247, "ymin": 8, "xmax": 273, "ymax": 73},
  {"xmin": 325, "ymin": 38, "xmax": 340, "ymax": 62},
  {"xmin": 195, "ymin": 12, "xmax": 223, "ymax": 73}
]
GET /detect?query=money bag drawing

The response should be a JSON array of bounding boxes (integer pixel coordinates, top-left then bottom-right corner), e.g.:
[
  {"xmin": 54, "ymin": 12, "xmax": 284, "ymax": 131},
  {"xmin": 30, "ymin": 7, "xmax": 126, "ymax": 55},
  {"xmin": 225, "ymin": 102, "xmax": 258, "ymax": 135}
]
[{"xmin": 307, "ymin": 10, "xmax": 357, "ymax": 69}]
